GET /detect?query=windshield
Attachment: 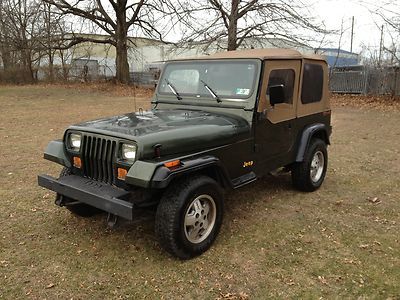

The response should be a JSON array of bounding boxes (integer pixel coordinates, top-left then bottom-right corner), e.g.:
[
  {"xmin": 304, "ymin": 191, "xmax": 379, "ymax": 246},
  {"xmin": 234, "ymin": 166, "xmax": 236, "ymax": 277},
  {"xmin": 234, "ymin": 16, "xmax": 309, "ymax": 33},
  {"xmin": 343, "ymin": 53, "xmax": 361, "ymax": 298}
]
[{"xmin": 158, "ymin": 60, "xmax": 259, "ymax": 100}]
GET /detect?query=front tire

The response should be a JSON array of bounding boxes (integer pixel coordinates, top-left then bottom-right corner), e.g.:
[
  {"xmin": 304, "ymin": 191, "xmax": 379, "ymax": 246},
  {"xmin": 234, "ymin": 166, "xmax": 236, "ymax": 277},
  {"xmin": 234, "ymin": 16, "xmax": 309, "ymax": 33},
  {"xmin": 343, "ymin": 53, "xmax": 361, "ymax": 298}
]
[
  {"xmin": 292, "ymin": 139, "xmax": 328, "ymax": 192},
  {"xmin": 57, "ymin": 167, "xmax": 101, "ymax": 217},
  {"xmin": 155, "ymin": 175, "xmax": 224, "ymax": 259}
]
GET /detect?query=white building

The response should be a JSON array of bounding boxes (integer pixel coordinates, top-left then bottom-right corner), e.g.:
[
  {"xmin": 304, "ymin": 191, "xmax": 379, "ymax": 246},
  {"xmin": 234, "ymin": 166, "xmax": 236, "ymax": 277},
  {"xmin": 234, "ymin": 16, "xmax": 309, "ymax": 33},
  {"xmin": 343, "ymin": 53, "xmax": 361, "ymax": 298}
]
[{"xmin": 38, "ymin": 33, "xmax": 315, "ymax": 80}]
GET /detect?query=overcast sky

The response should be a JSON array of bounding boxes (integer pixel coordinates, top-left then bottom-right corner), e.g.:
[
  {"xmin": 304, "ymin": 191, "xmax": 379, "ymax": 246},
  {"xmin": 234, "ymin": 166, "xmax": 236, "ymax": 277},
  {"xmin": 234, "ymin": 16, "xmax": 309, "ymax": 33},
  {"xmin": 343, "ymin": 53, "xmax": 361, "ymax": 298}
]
[
  {"xmin": 162, "ymin": 0, "xmax": 396, "ymax": 54},
  {"xmin": 72, "ymin": 0, "xmax": 397, "ymax": 55},
  {"xmin": 310, "ymin": 0, "xmax": 396, "ymax": 53}
]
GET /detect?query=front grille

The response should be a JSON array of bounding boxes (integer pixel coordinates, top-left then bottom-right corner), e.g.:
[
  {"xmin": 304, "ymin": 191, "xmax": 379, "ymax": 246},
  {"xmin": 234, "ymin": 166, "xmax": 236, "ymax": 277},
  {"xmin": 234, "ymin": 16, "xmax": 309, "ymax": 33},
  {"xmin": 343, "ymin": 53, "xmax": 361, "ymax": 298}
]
[{"xmin": 81, "ymin": 135, "xmax": 117, "ymax": 184}]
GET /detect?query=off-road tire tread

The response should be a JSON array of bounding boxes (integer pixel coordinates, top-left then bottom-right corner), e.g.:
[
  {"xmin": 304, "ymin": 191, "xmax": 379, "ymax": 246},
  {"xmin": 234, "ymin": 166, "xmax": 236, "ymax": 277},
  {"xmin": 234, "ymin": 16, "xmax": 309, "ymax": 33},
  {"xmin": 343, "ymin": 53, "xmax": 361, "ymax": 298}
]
[
  {"xmin": 292, "ymin": 138, "xmax": 327, "ymax": 192},
  {"xmin": 155, "ymin": 175, "xmax": 223, "ymax": 259}
]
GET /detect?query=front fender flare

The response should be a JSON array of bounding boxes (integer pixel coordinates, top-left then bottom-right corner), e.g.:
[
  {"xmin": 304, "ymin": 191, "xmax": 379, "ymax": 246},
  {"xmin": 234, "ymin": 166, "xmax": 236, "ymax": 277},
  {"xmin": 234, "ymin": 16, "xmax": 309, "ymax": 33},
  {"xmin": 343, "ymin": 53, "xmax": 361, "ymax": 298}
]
[
  {"xmin": 125, "ymin": 156, "xmax": 230, "ymax": 189},
  {"xmin": 43, "ymin": 140, "xmax": 71, "ymax": 168}
]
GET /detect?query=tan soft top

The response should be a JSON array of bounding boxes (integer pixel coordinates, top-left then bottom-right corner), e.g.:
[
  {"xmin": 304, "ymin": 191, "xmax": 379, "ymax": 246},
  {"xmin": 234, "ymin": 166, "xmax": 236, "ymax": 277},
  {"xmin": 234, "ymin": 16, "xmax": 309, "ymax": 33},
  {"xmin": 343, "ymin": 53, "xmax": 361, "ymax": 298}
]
[{"xmin": 172, "ymin": 48, "xmax": 326, "ymax": 62}]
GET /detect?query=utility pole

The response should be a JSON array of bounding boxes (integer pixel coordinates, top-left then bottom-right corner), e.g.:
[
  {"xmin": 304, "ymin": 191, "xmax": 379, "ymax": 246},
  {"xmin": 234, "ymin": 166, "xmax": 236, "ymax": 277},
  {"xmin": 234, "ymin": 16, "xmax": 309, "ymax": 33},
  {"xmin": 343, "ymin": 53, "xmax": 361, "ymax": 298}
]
[
  {"xmin": 350, "ymin": 16, "xmax": 354, "ymax": 53},
  {"xmin": 378, "ymin": 24, "xmax": 384, "ymax": 67}
]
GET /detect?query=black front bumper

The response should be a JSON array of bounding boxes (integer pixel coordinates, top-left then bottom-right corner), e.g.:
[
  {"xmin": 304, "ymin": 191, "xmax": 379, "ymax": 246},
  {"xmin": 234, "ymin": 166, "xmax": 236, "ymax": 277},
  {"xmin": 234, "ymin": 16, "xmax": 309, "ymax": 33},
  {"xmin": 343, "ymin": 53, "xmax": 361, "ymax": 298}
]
[{"xmin": 38, "ymin": 174, "xmax": 134, "ymax": 220}]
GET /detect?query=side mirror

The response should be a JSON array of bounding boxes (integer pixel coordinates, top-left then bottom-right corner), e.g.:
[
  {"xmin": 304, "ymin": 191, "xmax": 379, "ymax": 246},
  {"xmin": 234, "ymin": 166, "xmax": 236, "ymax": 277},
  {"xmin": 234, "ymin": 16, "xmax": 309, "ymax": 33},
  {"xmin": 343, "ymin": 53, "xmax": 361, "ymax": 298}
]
[{"xmin": 268, "ymin": 84, "xmax": 285, "ymax": 106}]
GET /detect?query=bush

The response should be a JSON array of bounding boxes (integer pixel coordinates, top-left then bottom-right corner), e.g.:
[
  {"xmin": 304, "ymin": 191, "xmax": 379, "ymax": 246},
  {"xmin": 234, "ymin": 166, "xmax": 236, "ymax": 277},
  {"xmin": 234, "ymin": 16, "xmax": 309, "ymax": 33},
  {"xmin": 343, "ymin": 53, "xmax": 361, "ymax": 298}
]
[{"xmin": 0, "ymin": 67, "xmax": 35, "ymax": 84}]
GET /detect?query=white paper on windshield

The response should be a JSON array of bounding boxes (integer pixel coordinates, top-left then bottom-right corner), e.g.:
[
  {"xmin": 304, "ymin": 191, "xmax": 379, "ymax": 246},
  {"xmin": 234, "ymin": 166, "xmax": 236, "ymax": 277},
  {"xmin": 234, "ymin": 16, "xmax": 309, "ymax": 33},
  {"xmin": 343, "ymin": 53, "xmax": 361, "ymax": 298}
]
[{"xmin": 235, "ymin": 88, "xmax": 250, "ymax": 96}]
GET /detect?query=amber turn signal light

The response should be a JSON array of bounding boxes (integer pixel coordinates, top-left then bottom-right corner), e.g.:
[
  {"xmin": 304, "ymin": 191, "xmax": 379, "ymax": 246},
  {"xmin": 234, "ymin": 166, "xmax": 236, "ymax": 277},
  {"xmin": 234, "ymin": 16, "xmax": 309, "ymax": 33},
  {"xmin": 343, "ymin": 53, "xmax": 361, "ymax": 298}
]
[
  {"xmin": 117, "ymin": 168, "xmax": 128, "ymax": 180},
  {"xmin": 164, "ymin": 160, "xmax": 181, "ymax": 168},
  {"xmin": 73, "ymin": 157, "xmax": 82, "ymax": 168}
]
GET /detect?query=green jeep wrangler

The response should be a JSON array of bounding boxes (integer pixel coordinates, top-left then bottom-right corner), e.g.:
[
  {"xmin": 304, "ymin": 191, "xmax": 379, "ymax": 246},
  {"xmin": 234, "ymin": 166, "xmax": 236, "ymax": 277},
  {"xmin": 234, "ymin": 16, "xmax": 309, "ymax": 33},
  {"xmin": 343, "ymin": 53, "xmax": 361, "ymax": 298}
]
[{"xmin": 38, "ymin": 48, "xmax": 331, "ymax": 259}]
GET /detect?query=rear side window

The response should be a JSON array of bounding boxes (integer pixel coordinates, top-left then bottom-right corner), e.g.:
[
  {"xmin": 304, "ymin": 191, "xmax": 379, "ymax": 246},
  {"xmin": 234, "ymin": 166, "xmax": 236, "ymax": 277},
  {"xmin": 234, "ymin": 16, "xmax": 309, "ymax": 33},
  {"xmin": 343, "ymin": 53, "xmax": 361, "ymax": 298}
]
[
  {"xmin": 301, "ymin": 63, "xmax": 323, "ymax": 104},
  {"xmin": 267, "ymin": 69, "xmax": 295, "ymax": 104}
]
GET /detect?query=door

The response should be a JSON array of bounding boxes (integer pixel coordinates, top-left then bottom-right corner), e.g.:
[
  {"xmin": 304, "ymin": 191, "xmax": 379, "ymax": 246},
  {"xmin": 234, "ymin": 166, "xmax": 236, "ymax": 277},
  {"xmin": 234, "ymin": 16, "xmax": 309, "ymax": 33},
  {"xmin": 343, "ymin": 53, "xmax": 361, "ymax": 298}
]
[{"xmin": 255, "ymin": 59, "xmax": 301, "ymax": 171}]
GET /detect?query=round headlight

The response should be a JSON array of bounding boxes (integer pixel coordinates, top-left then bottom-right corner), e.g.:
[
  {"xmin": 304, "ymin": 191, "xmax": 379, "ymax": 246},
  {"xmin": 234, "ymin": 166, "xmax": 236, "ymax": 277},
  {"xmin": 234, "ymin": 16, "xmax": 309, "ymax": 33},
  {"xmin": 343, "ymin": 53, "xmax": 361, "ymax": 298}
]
[
  {"xmin": 122, "ymin": 144, "xmax": 136, "ymax": 161},
  {"xmin": 69, "ymin": 133, "xmax": 81, "ymax": 151}
]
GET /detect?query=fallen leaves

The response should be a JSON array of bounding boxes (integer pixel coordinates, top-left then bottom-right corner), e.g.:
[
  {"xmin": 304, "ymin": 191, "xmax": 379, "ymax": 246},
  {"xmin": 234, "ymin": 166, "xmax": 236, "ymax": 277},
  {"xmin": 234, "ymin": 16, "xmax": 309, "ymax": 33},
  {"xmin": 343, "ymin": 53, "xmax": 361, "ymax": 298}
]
[
  {"xmin": 317, "ymin": 275, "xmax": 328, "ymax": 285},
  {"xmin": 285, "ymin": 280, "xmax": 296, "ymax": 286},
  {"xmin": 218, "ymin": 292, "xmax": 249, "ymax": 300},
  {"xmin": 331, "ymin": 94, "xmax": 400, "ymax": 111},
  {"xmin": 45, "ymin": 283, "xmax": 55, "ymax": 289},
  {"xmin": 359, "ymin": 240, "xmax": 384, "ymax": 253},
  {"xmin": 367, "ymin": 197, "xmax": 381, "ymax": 204},
  {"xmin": 335, "ymin": 200, "xmax": 344, "ymax": 206},
  {"xmin": 0, "ymin": 260, "xmax": 9, "ymax": 267},
  {"xmin": 343, "ymin": 258, "xmax": 361, "ymax": 265}
]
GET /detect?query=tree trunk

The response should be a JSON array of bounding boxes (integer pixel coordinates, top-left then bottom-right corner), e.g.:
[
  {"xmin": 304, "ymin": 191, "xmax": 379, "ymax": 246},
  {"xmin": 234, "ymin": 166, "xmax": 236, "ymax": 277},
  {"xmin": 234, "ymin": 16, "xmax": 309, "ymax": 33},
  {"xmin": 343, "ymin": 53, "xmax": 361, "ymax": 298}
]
[
  {"xmin": 115, "ymin": 6, "xmax": 130, "ymax": 84},
  {"xmin": 20, "ymin": 24, "xmax": 34, "ymax": 83},
  {"xmin": 48, "ymin": 49, "xmax": 54, "ymax": 81},
  {"xmin": 0, "ymin": 46, "xmax": 12, "ymax": 71},
  {"xmin": 227, "ymin": 0, "xmax": 239, "ymax": 51},
  {"xmin": 18, "ymin": 45, "xmax": 34, "ymax": 83},
  {"xmin": 23, "ymin": 48, "xmax": 34, "ymax": 83},
  {"xmin": 59, "ymin": 50, "xmax": 69, "ymax": 81},
  {"xmin": 116, "ymin": 39, "xmax": 129, "ymax": 83}
]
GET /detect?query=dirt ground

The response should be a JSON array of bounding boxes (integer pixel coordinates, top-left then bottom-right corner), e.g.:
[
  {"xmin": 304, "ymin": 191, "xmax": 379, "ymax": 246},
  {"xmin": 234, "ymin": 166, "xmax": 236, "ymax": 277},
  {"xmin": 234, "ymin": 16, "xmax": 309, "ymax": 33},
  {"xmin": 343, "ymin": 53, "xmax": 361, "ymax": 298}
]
[{"xmin": 0, "ymin": 84, "xmax": 399, "ymax": 299}]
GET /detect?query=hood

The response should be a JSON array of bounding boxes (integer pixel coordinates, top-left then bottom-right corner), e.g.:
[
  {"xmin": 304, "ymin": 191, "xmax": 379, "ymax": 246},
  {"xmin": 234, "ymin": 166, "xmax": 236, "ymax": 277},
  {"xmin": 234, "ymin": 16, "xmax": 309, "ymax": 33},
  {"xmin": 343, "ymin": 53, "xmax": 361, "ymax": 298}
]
[{"xmin": 70, "ymin": 109, "xmax": 250, "ymax": 158}]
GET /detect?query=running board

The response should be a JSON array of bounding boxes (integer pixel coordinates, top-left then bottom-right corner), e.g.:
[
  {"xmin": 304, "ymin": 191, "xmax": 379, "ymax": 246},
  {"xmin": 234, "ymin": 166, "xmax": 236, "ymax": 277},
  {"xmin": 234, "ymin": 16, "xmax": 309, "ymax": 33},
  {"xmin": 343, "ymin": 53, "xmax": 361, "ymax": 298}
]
[{"xmin": 232, "ymin": 172, "xmax": 257, "ymax": 189}]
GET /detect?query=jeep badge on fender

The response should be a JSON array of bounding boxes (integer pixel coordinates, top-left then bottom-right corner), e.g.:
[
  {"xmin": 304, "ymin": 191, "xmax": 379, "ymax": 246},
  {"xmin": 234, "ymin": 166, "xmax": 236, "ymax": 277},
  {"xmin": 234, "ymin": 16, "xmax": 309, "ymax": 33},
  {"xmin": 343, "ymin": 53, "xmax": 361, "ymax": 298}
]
[{"xmin": 38, "ymin": 48, "xmax": 332, "ymax": 259}]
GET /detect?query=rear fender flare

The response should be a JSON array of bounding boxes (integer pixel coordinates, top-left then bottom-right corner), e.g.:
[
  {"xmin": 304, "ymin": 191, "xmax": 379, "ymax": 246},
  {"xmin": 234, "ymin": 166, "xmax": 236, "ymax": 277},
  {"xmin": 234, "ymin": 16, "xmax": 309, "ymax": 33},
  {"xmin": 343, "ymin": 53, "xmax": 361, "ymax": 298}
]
[{"xmin": 295, "ymin": 124, "xmax": 330, "ymax": 162}]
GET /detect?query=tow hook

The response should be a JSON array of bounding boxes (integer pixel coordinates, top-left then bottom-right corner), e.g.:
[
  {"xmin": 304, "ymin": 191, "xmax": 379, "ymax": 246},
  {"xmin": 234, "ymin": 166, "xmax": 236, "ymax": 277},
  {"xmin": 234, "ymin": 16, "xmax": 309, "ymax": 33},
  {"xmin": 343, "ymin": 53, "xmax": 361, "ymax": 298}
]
[
  {"xmin": 55, "ymin": 195, "xmax": 64, "ymax": 206},
  {"xmin": 107, "ymin": 213, "xmax": 119, "ymax": 228},
  {"xmin": 55, "ymin": 195, "xmax": 79, "ymax": 207}
]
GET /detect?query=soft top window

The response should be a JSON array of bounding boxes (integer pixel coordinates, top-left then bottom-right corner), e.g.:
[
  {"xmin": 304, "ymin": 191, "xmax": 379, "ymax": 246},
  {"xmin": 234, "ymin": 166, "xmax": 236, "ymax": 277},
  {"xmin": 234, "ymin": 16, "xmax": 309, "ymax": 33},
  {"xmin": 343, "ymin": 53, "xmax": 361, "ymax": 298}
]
[
  {"xmin": 267, "ymin": 69, "xmax": 295, "ymax": 104},
  {"xmin": 301, "ymin": 63, "xmax": 324, "ymax": 104}
]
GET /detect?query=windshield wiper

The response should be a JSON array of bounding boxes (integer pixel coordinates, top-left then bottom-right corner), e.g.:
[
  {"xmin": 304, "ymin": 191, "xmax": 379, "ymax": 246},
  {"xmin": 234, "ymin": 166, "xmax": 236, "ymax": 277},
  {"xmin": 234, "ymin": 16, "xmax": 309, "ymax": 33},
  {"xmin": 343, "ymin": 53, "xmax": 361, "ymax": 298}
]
[
  {"xmin": 165, "ymin": 79, "xmax": 182, "ymax": 100},
  {"xmin": 201, "ymin": 80, "xmax": 221, "ymax": 103}
]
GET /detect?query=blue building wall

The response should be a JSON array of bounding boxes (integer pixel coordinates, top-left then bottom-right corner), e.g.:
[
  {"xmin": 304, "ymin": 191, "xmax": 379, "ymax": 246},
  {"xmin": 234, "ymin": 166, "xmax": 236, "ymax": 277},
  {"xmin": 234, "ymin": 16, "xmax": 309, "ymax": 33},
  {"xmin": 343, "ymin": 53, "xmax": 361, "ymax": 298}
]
[
  {"xmin": 316, "ymin": 48, "xmax": 359, "ymax": 67},
  {"xmin": 325, "ymin": 56, "xmax": 359, "ymax": 67}
]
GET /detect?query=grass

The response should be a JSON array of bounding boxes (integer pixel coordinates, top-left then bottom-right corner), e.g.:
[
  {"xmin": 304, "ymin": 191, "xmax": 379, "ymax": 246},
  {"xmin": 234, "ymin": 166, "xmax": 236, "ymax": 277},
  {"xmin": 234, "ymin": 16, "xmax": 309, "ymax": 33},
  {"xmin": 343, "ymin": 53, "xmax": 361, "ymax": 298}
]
[{"xmin": 0, "ymin": 84, "xmax": 399, "ymax": 299}]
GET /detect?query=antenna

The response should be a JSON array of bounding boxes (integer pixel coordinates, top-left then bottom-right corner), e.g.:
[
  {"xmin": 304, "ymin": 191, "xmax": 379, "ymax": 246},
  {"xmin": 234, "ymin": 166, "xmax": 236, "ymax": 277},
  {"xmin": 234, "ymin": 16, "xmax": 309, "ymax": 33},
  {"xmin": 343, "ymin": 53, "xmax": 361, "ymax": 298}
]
[{"xmin": 133, "ymin": 81, "xmax": 137, "ymax": 112}]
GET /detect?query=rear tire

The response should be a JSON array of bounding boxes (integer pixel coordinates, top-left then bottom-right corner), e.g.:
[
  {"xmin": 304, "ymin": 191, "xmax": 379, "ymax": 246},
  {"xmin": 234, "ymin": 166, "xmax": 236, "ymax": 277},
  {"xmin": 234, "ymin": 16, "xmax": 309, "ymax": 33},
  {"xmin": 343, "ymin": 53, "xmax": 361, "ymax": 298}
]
[
  {"xmin": 57, "ymin": 167, "xmax": 101, "ymax": 217},
  {"xmin": 155, "ymin": 175, "xmax": 224, "ymax": 259},
  {"xmin": 292, "ymin": 139, "xmax": 328, "ymax": 192}
]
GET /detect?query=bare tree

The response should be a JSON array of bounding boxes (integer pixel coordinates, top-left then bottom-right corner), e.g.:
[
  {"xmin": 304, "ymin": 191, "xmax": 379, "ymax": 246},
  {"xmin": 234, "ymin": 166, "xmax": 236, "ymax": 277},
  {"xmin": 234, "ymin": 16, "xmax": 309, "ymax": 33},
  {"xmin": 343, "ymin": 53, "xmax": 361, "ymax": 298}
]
[
  {"xmin": 38, "ymin": 2, "xmax": 65, "ymax": 81},
  {"xmin": 42, "ymin": 0, "xmax": 177, "ymax": 83},
  {"xmin": 332, "ymin": 19, "xmax": 346, "ymax": 70},
  {"xmin": 0, "ymin": 0, "xmax": 71, "ymax": 83},
  {"xmin": 0, "ymin": 0, "xmax": 12, "ymax": 72},
  {"xmin": 372, "ymin": 0, "xmax": 399, "ymax": 31},
  {"xmin": 362, "ymin": 0, "xmax": 400, "ymax": 65},
  {"xmin": 0, "ymin": 0, "xmax": 44, "ymax": 82},
  {"xmin": 175, "ymin": 0, "xmax": 327, "ymax": 52}
]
